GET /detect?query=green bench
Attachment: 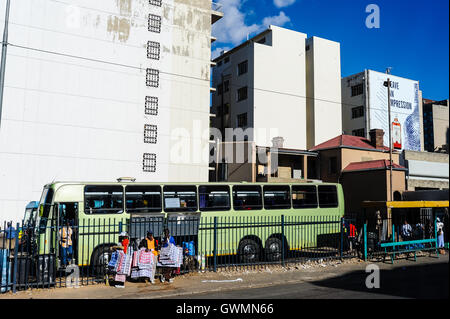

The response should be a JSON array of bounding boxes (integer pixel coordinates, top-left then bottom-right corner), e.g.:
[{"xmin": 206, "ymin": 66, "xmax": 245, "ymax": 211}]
[{"xmin": 380, "ymin": 239, "xmax": 439, "ymax": 264}]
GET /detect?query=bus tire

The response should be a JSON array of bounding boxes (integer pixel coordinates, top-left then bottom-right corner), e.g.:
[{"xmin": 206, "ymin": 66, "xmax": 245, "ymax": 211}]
[
  {"xmin": 264, "ymin": 237, "xmax": 284, "ymax": 262},
  {"xmin": 238, "ymin": 238, "xmax": 261, "ymax": 264},
  {"xmin": 91, "ymin": 245, "xmax": 112, "ymax": 279}
]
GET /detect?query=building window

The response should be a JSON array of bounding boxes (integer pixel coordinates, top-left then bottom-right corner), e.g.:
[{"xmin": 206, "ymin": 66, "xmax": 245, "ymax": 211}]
[
  {"xmin": 352, "ymin": 128, "xmax": 365, "ymax": 137},
  {"xmin": 146, "ymin": 68, "xmax": 159, "ymax": 87},
  {"xmin": 305, "ymin": 45, "xmax": 310, "ymax": 51},
  {"xmin": 224, "ymin": 103, "xmax": 230, "ymax": 115},
  {"xmin": 352, "ymin": 106, "xmax": 364, "ymax": 119},
  {"xmin": 148, "ymin": 14, "xmax": 161, "ymax": 33},
  {"xmin": 143, "ymin": 153, "xmax": 157, "ymax": 172},
  {"xmin": 237, "ymin": 113, "xmax": 247, "ymax": 128},
  {"xmin": 217, "ymin": 60, "xmax": 223, "ymax": 67},
  {"xmin": 237, "ymin": 86, "xmax": 248, "ymax": 101},
  {"xmin": 238, "ymin": 60, "xmax": 248, "ymax": 76},
  {"xmin": 147, "ymin": 41, "xmax": 160, "ymax": 60},
  {"xmin": 351, "ymin": 83, "xmax": 364, "ymax": 97},
  {"xmin": 328, "ymin": 156, "xmax": 337, "ymax": 175},
  {"xmin": 145, "ymin": 96, "xmax": 158, "ymax": 115},
  {"xmin": 224, "ymin": 80, "xmax": 230, "ymax": 92},
  {"xmin": 144, "ymin": 124, "xmax": 158, "ymax": 144},
  {"xmin": 224, "ymin": 57, "xmax": 230, "ymax": 64},
  {"xmin": 149, "ymin": 0, "xmax": 162, "ymax": 6},
  {"xmin": 217, "ymin": 83, "xmax": 223, "ymax": 95}
]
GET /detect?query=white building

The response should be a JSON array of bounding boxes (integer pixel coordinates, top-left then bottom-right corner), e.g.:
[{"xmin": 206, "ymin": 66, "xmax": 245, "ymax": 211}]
[
  {"xmin": 0, "ymin": 0, "xmax": 223, "ymax": 222},
  {"xmin": 211, "ymin": 25, "xmax": 342, "ymax": 151},
  {"xmin": 210, "ymin": 26, "xmax": 341, "ymax": 182},
  {"xmin": 342, "ymin": 70, "xmax": 424, "ymax": 152}
]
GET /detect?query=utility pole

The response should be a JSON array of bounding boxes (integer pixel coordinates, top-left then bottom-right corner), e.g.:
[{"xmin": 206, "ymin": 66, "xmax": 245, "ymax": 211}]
[
  {"xmin": 385, "ymin": 68, "xmax": 393, "ymax": 202},
  {"xmin": 0, "ymin": 0, "xmax": 11, "ymax": 129}
]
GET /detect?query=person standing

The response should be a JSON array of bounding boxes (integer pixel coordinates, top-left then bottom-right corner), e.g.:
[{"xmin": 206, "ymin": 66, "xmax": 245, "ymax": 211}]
[
  {"xmin": 139, "ymin": 231, "xmax": 159, "ymax": 284},
  {"xmin": 59, "ymin": 221, "xmax": 73, "ymax": 266},
  {"xmin": 400, "ymin": 220, "xmax": 412, "ymax": 242},
  {"xmin": 437, "ymin": 218, "xmax": 445, "ymax": 254}
]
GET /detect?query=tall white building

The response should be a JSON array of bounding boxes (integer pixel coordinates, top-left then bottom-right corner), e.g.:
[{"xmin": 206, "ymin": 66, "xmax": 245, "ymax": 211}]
[
  {"xmin": 0, "ymin": 0, "xmax": 223, "ymax": 222},
  {"xmin": 210, "ymin": 26, "xmax": 342, "ymax": 182},
  {"xmin": 211, "ymin": 26, "xmax": 342, "ymax": 151}
]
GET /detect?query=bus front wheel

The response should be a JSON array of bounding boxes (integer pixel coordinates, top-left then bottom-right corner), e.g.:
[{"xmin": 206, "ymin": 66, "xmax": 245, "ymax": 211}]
[
  {"xmin": 91, "ymin": 246, "xmax": 112, "ymax": 279},
  {"xmin": 238, "ymin": 238, "xmax": 261, "ymax": 264}
]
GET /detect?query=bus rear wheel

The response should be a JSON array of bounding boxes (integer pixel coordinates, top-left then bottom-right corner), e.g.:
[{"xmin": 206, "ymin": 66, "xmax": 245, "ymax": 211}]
[
  {"xmin": 265, "ymin": 237, "xmax": 284, "ymax": 262},
  {"xmin": 238, "ymin": 239, "xmax": 261, "ymax": 264}
]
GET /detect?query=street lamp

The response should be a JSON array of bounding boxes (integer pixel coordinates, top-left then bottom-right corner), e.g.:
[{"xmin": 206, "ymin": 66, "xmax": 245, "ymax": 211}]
[{"xmin": 383, "ymin": 67, "xmax": 394, "ymax": 202}]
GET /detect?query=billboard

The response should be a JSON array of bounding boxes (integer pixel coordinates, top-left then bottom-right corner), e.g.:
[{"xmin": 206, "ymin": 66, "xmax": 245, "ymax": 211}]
[{"xmin": 368, "ymin": 70, "xmax": 421, "ymax": 151}]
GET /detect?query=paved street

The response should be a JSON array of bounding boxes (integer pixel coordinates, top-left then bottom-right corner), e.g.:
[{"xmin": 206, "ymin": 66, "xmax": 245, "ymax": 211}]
[
  {"xmin": 184, "ymin": 259, "xmax": 449, "ymax": 299},
  {"xmin": 2, "ymin": 255, "xmax": 446, "ymax": 300}
]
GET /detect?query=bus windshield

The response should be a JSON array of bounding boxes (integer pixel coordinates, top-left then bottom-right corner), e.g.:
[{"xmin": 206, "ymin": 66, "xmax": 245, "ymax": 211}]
[{"xmin": 37, "ymin": 187, "xmax": 54, "ymax": 233}]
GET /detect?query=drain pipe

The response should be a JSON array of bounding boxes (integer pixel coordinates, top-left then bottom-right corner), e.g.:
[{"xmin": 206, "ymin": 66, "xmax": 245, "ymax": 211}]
[{"xmin": 0, "ymin": 0, "xmax": 11, "ymax": 129}]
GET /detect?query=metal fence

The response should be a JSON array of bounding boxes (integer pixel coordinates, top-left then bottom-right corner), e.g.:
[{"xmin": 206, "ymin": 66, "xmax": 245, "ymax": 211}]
[
  {"xmin": 346, "ymin": 207, "xmax": 447, "ymax": 262},
  {"xmin": 0, "ymin": 214, "xmax": 363, "ymax": 294}
]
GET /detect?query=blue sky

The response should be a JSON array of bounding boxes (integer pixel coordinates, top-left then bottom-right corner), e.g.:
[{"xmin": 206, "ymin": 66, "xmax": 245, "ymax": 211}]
[{"xmin": 212, "ymin": 0, "xmax": 449, "ymax": 101}]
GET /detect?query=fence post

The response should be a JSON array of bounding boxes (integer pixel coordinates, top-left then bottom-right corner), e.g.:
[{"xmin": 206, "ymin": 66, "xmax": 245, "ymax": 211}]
[
  {"xmin": 12, "ymin": 222, "xmax": 20, "ymax": 294},
  {"xmin": 281, "ymin": 215, "xmax": 285, "ymax": 267},
  {"xmin": 392, "ymin": 224, "xmax": 396, "ymax": 260},
  {"xmin": 340, "ymin": 217, "xmax": 344, "ymax": 260},
  {"xmin": 213, "ymin": 217, "xmax": 217, "ymax": 272},
  {"xmin": 363, "ymin": 223, "xmax": 367, "ymax": 262}
]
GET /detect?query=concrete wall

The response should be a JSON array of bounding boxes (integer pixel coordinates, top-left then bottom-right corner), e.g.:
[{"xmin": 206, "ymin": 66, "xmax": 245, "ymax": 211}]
[
  {"xmin": 341, "ymin": 72, "xmax": 366, "ymax": 136},
  {"xmin": 318, "ymin": 147, "xmax": 401, "ymax": 183},
  {"xmin": 253, "ymin": 26, "xmax": 307, "ymax": 150},
  {"xmin": 341, "ymin": 169, "xmax": 405, "ymax": 214},
  {"xmin": 0, "ymin": 0, "xmax": 214, "ymax": 222},
  {"xmin": 402, "ymin": 150, "xmax": 449, "ymax": 190},
  {"xmin": 432, "ymin": 103, "xmax": 449, "ymax": 150},
  {"xmin": 306, "ymin": 36, "xmax": 342, "ymax": 149}
]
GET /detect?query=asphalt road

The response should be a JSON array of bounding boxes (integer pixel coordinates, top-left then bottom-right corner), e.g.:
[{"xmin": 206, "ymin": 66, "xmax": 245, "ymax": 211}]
[{"xmin": 184, "ymin": 260, "xmax": 449, "ymax": 299}]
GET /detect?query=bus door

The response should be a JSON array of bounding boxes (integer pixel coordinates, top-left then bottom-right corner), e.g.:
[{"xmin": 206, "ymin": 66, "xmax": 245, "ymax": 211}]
[{"xmin": 56, "ymin": 203, "xmax": 79, "ymax": 268}]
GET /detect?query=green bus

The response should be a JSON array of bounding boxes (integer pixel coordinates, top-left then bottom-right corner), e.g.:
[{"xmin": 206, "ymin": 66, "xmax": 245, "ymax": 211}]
[{"xmin": 35, "ymin": 181, "xmax": 344, "ymax": 269}]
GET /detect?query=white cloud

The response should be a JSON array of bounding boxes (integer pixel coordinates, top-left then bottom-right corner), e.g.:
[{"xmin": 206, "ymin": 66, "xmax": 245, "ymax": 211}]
[
  {"xmin": 273, "ymin": 0, "xmax": 297, "ymax": 8},
  {"xmin": 213, "ymin": 0, "xmax": 292, "ymax": 45},
  {"xmin": 212, "ymin": 46, "xmax": 231, "ymax": 60},
  {"xmin": 262, "ymin": 11, "xmax": 290, "ymax": 27}
]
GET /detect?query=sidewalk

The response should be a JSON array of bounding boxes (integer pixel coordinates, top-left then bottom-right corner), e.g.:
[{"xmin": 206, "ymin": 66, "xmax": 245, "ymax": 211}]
[{"xmin": 0, "ymin": 254, "xmax": 447, "ymax": 299}]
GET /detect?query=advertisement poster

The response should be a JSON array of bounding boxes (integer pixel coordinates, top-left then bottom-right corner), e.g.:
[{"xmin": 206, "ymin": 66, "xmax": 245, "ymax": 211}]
[{"xmin": 368, "ymin": 70, "xmax": 421, "ymax": 151}]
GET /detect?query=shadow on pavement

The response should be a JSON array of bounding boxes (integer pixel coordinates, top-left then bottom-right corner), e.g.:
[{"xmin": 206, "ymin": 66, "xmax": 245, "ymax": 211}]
[{"xmin": 311, "ymin": 261, "xmax": 449, "ymax": 299}]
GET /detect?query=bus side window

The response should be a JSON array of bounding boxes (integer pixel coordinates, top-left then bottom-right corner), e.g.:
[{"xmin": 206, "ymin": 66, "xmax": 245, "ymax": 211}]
[
  {"xmin": 263, "ymin": 185, "xmax": 291, "ymax": 210},
  {"xmin": 125, "ymin": 185, "xmax": 162, "ymax": 214},
  {"xmin": 163, "ymin": 186, "xmax": 198, "ymax": 212},
  {"xmin": 84, "ymin": 186, "xmax": 124, "ymax": 214},
  {"xmin": 233, "ymin": 186, "xmax": 262, "ymax": 211},
  {"xmin": 318, "ymin": 185, "xmax": 338, "ymax": 208},
  {"xmin": 199, "ymin": 185, "xmax": 230, "ymax": 211},
  {"xmin": 292, "ymin": 185, "xmax": 318, "ymax": 209}
]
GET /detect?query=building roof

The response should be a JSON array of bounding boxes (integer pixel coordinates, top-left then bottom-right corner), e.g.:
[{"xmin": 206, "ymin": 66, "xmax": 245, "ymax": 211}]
[
  {"xmin": 343, "ymin": 160, "xmax": 406, "ymax": 173},
  {"xmin": 310, "ymin": 135, "xmax": 390, "ymax": 152}
]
